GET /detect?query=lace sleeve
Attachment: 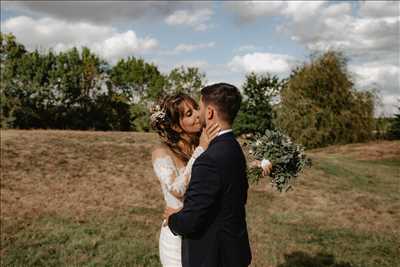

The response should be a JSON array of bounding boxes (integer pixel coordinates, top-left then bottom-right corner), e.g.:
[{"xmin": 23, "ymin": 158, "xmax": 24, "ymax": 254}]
[{"xmin": 152, "ymin": 146, "xmax": 205, "ymax": 198}]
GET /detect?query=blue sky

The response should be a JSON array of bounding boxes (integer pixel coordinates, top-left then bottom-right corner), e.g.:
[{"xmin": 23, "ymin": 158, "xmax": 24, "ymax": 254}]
[{"xmin": 1, "ymin": 1, "xmax": 399, "ymax": 116}]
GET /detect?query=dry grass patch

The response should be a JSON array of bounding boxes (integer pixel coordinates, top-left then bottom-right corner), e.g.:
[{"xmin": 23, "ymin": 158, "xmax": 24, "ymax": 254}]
[
  {"xmin": 308, "ymin": 140, "xmax": 400, "ymax": 161},
  {"xmin": 1, "ymin": 130, "xmax": 163, "ymax": 221}
]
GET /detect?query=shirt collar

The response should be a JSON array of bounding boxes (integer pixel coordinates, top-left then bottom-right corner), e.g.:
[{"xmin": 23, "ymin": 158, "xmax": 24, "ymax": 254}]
[{"xmin": 217, "ymin": 129, "xmax": 233, "ymax": 136}]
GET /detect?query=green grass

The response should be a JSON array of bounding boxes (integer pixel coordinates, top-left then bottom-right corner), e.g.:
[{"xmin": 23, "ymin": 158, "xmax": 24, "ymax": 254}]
[
  {"xmin": 246, "ymin": 191, "xmax": 400, "ymax": 267},
  {"xmin": 313, "ymin": 156, "xmax": 400, "ymax": 200},
  {"xmin": 249, "ymin": 218, "xmax": 398, "ymax": 267},
  {"xmin": 359, "ymin": 158, "xmax": 400, "ymax": 167},
  {"xmin": 1, "ymin": 213, "xmax": 162, "ymax": 267}
]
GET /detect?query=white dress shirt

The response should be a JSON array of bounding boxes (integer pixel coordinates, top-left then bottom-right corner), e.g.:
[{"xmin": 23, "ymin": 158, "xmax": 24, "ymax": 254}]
[{"xmin": 217, "ymin": 128, "xmax": 233, "ymax": 136}]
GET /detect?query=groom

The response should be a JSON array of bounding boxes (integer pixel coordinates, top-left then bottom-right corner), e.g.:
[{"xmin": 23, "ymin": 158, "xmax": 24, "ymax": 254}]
[{"xmin": 164, "ymin": 83, "xmax": 252, "ymax": 267}]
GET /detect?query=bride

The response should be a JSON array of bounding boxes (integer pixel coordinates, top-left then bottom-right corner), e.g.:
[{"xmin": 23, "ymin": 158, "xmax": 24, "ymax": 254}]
[{"xmin": 150, "ymin": 93, "xmax": 271, "ymax": 266}]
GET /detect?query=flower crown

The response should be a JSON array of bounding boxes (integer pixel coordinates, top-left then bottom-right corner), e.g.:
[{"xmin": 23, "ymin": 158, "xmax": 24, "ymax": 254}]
[{"xmin": 150, "ymin": 104, "xmax": 167, "ymax": 125}]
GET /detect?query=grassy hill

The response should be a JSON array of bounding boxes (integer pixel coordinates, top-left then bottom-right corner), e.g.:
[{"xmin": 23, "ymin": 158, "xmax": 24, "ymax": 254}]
[{"xmin": 1, "ymin": 130, "xmax": 399, "ymax": 267}]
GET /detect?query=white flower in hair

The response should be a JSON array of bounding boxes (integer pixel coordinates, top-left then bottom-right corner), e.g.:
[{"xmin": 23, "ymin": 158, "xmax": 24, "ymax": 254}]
[{"xmin": 150, "ymin": 104, "xmax": 166, "ymax": 123}]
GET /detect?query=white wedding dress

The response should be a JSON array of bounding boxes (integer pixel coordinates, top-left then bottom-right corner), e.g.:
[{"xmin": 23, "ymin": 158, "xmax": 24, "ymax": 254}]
[{"xmin": 152, "ymin": 146, "xmax": 204, "ymax": 267}]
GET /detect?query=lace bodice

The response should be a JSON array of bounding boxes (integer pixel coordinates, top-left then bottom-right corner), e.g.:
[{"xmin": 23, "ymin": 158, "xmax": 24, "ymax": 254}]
[{"xmin": 152, "ymin": 146, "xmax": 205, "ymax": 209}]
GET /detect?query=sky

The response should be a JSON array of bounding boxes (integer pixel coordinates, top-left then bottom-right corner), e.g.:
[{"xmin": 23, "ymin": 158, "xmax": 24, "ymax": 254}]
[{"xmin": 1, "ymin": 1, "xmax": 399, "ymax": 116}]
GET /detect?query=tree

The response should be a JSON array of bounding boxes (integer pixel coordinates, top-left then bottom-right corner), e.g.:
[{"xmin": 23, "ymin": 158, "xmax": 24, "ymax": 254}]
[
  {"xmin": 387, "ymin": 100, "xmax": 400, "ymax": 140},
  {"xmin": 0, "ymin": 32, "xmax": 27, "ymax": 128},
  {"xmin": 166, "ymin": 66, "xmax": 206, "ymax": 99},
  {"xmin": 109, "ymin": 57, "xmax": 169, "ymax": 131},
  {"xmin": 276, "ymin": 51, "xmax": 375, "ymax": 148},
  {"xmin": 92, "ymin": 85, "xmax": 132, "ymax": 131},
  {"xmin": 1, "ymin": 33, "xmax": 214, "ymax": 131},
  {"xmin": 130, "ymin": 102, "xmax": 151, "ymax": 132},
  {"xmin": 0, "ymin": 33, "xmax": 59, "ymax": 128},
  {"xmin": 233, "ymin": 72, "xmax": 284, "ymax": 136},
  {"xmin": 0, "ymin": 33, "xmax": 114, "ymax": 130},
  {"xmin": 110, "ymin": 57, "xmax": 166, "ymax": 103},
  {"xmin": 38, "ymin": 46, "xmax": 109, "ymax": 129}
]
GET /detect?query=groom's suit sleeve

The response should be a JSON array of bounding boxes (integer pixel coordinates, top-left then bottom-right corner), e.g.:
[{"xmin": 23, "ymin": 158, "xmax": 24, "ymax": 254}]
[{"xmin": 168, "ymin": 153, "xmax": 221, "ymax": 236}]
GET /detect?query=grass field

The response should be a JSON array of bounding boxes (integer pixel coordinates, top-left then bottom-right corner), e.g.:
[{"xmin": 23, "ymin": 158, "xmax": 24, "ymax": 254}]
[{"xmin": 1, "ymin": 130, "xmax": 399, "ymax": 267}]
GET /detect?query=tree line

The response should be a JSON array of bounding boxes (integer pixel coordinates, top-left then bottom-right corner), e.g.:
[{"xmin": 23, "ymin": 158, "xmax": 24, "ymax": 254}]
[
  {"xmin": 0, "ymin": 33, "xmax": 205, "ymax": 131},
  {"xmin": 1, "ymin": 32, "xmax": 398, "ymax": 148}
]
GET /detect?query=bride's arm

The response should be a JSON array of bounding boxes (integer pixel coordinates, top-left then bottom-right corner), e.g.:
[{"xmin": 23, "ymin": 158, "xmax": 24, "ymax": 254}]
[
  {"xmin": 152, "ymin": 146, "xmax": 204, "ymax": 199},
  {"xmin": 178, "ymin": 146, "xmax": 205, "ymax": 189}
]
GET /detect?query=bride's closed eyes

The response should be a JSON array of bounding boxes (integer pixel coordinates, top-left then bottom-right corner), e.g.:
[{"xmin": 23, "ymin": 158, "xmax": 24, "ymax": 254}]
[{"xmin": 179, "ymin": 102, "xmax": 201, "ymax": 134}]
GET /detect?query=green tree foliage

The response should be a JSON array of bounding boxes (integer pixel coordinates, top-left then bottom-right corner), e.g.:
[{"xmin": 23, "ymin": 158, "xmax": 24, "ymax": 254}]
[
  {"xmin": 276, "ymin": 51, "xmax": 375, "ymax": 148},
  {"xmin": 1, "ymin": 33, "xmax": 209, "ymax": 132},
  {"xmin": 387, "ymin": 100, "xmax": 400, "ymax": 140},
  {"xmin": 109, "ymin": 57, "xmax": 169, "ymax": 131},
  {"xmin": 1, "ymin": 33, "xmax": 380, "ymax": 139},
  {"xmin": 0, "ymin": 33, "xmax": 116, "ymax": 129},
  {"xmin": 130, "ymin": 102, "xmax": 151, "ymax": 132},
  {"xmin": 166, "ymin": 66, "xmax": 206, "ymax": 99},
  {"xmin": 1, "ymin": 33, "xmax": 59, "ymax": 128},
  {"xmin": 233, "ymin": 72, "xmax": 285, "ymax": 136},
  {"xmin": 110, "ymin": 57, "xmax": 167, "ymax": 102},
  {"xmin": 0, "ymin": 33, "xmax": 161, "ymax": 131},
  {"xmin": 89, "ymin": 82, "xmax": 132, "ymax": 131},
  {"xmin": 1, "ymin": 33, "xmax": 27, "ymax": 128},
  {"xmin": 48, "ymin": 47, "xmax": 110, "ymax": 129}
]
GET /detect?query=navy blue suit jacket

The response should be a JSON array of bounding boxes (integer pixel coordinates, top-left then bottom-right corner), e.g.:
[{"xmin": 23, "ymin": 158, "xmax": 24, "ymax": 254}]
[{"xmin": 168, "ymin": 132, "xmax": 252, "ymax": 267}]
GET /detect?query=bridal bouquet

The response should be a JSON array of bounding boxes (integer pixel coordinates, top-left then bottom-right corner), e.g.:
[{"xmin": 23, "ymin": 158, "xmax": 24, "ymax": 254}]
[{"xmin": 246, "ymin": 130, "xmax": 311, "ymax": 192}]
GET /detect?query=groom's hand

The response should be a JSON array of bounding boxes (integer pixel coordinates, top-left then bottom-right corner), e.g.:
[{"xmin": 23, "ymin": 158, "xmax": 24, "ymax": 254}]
[{"xmin": 162, "ymin": 206, "xmax": 182, "ymax": 226}]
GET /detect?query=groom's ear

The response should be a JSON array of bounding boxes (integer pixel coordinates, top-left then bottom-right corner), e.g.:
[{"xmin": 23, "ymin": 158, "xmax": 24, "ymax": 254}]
[{"xmin": 207, "ymin": 105, "xmax": 214, "ymax": 120}]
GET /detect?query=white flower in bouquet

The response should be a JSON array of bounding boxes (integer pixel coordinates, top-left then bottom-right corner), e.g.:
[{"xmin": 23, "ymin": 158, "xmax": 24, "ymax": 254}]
[{"xmin": 247, "ymin": 130, "xmax": 312, "ymax": 192}]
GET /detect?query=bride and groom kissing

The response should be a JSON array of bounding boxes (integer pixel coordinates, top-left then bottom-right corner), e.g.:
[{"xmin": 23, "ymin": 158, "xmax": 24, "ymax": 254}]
[{"xmin": 150, "ymin": 83, "xmax": 272, "ymax": 267}]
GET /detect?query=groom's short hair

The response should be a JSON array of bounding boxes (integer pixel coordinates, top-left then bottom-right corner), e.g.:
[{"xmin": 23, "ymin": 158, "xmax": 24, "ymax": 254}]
[{"xmin": 201, "ymin": 83, "xmax": 242, "ymax": 125}]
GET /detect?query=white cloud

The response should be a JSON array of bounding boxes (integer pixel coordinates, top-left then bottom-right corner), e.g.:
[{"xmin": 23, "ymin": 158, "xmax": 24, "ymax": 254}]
[
  {"xmin": 350, "ymin": 62, "xmax": 399, "ymax": 116},
  {"xmin": 159, "ymin": 42, "xmax": 215, "ymax": 55},
  {"xmin": 228, "ymin": 1, "xmax": 399, "ymax": 62},
  {"xmin": 359, "ymin": 1, "xmax": 400, "ymax": 18},
  {"xmin": 174, "ymin": 42, "xmax": 215, "ymax": 53},
  {"xmin": 174, "ymin": 60, "xmax": 209, "ymax": 69},
  {"xmin": 226, "ymin": 1, "xmax": 400, "ymax": 115},
  {"xmin": 300, "ymin": 15, "xmax": 399, "ymax": 63},
  {"xmin": 228, "ymin": 52, "xmax": 295, "ymax": 75},
  {"xmin": 350, "ymin": 63, "xmax": 399, "ymax": 93},
  {"xmin": 2, "ymin": 16, "xmax": 158, "ymax": 63},
  {"xmin": 91, "ymin": 32, "xmax": 158, "ymax": 63},
  {"xmin": 165, "ymin": 8, "xmax": 213, "ymax": 31},
  {"xmin": 225, "ymin": 1, "xmax": 287, "ymax": 23},
  {"xmin": 226, "ymin": 1, "xmax": 328, "ymax": 23},
  {"xmin": 283, "ymin": 1, "xmax": 327, "ymax": 22},
  {"xmin": 380, "ymin": 94, "xmax": 400, "ymax": 116},
  {"xmin": 4, "ymin": 1, "xmax": 211, "ymax": 25}
]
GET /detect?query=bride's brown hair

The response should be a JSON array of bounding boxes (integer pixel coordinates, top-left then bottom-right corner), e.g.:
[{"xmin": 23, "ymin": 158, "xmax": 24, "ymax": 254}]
[{"xmin": 150, "ymin": 93, "xmax": 200, "ymax": 163}]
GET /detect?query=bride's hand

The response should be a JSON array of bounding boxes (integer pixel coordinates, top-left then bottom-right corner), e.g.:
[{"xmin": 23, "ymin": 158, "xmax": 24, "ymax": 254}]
[
  {"xmin": 261, "ymin": 159, "xmax": 273, "ymax": 177},
  {"xmin": 199, "ymin": 123, "xmax": 221, "ymax": 150},
  {"xmin": 249, "ymin": 159, "xmax": 273, "ymax": 177},
  {"xmin": 249, "ymin": 160, "xmax": 261, "ymax": 168},
  {"xmin": 162, "ymin": 206, "xmax": 182, "ymax": 226}
]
